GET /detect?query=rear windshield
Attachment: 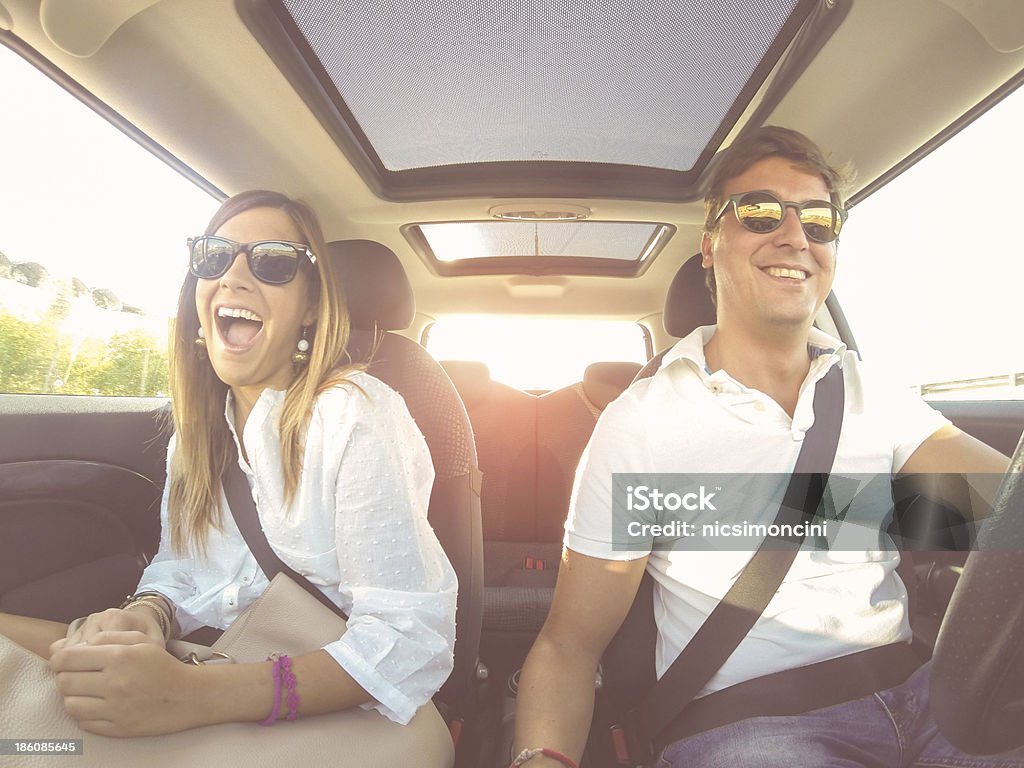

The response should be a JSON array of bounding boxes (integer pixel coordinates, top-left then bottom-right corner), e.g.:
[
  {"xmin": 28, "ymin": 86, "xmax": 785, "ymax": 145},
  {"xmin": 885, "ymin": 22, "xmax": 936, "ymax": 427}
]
[{"xmin": 425, "ymin": 316, "xmax": 647, "ymax": 391}]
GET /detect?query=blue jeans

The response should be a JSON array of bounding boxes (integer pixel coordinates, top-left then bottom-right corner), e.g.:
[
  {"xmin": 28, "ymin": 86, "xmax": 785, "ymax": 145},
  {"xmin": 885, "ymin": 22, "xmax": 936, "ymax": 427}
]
[{"xmin": 657, "ymin": 662, "xmax": 1024, "ymax": 768}]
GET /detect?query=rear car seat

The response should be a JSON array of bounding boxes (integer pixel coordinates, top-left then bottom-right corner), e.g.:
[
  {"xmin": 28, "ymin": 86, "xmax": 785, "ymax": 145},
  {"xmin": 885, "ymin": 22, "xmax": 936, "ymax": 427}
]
[
  {"xmin": 443, "ymin": 360, "xmax": 639, "ymax": 637},
  {"xmin": 446, "ymin": 359, "xmax": 642, "ymax": 765},
  {"xmin": 536, "ymin": 362, "xmax": 642, "ymax": 543},
  {"xmin": 440, "ymin": 361, "xmax": 551, "ymax": 636},
  {"xmin": 440, "ymin": 360, "xmax": 538, "ymax": 543}
]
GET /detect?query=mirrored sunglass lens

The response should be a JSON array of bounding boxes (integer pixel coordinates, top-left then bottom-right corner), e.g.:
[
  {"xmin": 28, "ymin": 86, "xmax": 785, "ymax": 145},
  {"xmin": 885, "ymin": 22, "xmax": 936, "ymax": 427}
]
[
  {"xmin": 192, "ymin": 237, "xmax": 234, "ymax": 277},
  {"xmin": 735, "ymin": 193, "xmax": 783, "ymax": 233},
  {"xmin": 798, "ymin": 202, "xmax": 839, "ymax": 242},
  {"xmin": 250, "ymin": 243, "xmax": 300, "ymax": 283}
]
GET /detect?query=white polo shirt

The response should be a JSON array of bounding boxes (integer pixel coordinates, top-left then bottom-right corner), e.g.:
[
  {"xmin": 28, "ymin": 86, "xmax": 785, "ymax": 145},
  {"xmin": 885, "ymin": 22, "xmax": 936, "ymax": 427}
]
[{"xmin": 564, "ymin": 326, "xmax": 949, "ymax": 695}]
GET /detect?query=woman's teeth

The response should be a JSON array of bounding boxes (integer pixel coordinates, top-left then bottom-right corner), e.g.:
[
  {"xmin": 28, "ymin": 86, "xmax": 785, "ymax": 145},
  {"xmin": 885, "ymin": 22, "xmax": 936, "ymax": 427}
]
[{"xmin": 217, "ymin": 306, "xmax": 263, "ymax": 322}]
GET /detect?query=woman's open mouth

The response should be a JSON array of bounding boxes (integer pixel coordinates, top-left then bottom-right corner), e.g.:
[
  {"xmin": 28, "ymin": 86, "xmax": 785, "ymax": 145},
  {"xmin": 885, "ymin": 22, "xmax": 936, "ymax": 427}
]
[{"xmin": 215, "ymin": 306, "xmax": 265, "ymax": 350}]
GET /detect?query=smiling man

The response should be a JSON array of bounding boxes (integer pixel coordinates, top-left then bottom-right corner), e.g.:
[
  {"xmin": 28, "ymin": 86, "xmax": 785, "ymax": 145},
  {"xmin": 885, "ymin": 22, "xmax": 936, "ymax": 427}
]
[{"xmin": 511, "ymin": 127, "xmax": 1017, "ymax": 768}]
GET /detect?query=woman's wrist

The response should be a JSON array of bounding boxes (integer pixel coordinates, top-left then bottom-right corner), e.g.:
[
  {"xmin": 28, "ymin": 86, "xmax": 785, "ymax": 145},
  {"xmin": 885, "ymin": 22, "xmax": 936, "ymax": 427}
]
[
  {"xmin": 121, "ymin": 593, "xmax": 175, "ymax": 642},
  {"xmin": 123, "ymin": 602, "xmax": 169, "ymax": 643},
  {"xmin": 189, "ymin": 658, "xmax": 281, "ymax": 726}
]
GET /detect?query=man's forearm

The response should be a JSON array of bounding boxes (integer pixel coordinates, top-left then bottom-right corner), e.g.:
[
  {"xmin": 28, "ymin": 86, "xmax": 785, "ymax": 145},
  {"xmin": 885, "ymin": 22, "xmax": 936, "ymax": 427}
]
[{"xmin": 514, "ymin": 631, "xmax": 600, "ymax": 765}]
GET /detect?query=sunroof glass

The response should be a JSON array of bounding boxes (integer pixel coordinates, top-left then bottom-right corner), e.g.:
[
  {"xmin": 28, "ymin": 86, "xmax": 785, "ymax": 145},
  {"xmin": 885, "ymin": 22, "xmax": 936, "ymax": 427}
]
[
  {"xmin": 416, "ymin": 221, "xmax": 663, "ymax": 262},
  {"xmin": 281, "ymin": 0, "xmax": 802, "ymax": 172}
]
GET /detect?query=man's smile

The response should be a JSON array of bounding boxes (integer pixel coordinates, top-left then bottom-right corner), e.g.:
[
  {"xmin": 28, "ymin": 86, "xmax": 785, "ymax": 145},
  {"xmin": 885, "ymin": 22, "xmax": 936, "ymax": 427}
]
[{"xmin": 761, "ymin": 265, "xmax": 810, "ymax": 281}]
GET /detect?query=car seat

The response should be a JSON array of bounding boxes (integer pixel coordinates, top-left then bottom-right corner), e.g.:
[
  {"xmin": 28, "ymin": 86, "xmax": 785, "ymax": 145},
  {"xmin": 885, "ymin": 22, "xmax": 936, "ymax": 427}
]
[{"xmin": 329, "ymin": 239, "xmax": 484, "ymax": 741}]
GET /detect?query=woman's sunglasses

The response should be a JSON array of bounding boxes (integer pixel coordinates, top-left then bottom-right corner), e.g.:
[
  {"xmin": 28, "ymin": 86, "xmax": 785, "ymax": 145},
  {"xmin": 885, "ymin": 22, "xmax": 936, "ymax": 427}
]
[
  {"xmin": 714, "ymin": 190, "xmax": 848, "ymax": 244},
  {"xmin": 188, "ymin": 236, "xmax": 317, "ymax": 285}
]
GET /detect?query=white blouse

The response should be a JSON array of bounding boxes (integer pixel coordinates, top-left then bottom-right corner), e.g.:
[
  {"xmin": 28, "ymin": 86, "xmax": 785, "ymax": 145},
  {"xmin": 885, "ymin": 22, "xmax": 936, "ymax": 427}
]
[{"xmin": 137, "ymin": 372, "xmax": 458, "ymax": 724}]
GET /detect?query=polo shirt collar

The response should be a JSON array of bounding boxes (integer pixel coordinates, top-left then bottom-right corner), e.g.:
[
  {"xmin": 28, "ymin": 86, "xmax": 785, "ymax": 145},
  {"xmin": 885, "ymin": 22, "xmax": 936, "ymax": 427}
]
[{"xmin": 658, "ymin": 324, "xmax": 847, "ymax": 376}]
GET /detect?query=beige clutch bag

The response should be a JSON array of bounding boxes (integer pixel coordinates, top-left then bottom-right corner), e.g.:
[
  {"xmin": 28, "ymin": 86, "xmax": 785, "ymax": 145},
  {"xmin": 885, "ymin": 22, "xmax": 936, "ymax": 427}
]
[
  {"xmin": 167, "ymin": 571, "xmax": 348, "ymax": 664},
  {"xmin": 1, "ymin": 574, "xmax": 453, "ymax": 768}
]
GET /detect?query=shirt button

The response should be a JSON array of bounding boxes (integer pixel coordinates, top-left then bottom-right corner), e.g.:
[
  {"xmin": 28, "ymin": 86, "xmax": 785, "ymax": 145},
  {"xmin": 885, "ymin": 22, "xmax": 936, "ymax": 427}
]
[
  {"xmin": 709, "ymin": 384, "xmax": 722, "ymax": 394},
  {"xmin": 753, "ymin": 401, "xmax": 766, "ymax": 412}
]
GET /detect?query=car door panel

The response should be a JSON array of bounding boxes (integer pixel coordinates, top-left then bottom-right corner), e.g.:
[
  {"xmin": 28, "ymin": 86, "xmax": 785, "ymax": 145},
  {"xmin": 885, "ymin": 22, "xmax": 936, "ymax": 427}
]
[{"xmin": 0, "ymin": 394, "xmax": 168, "ymax": 622}]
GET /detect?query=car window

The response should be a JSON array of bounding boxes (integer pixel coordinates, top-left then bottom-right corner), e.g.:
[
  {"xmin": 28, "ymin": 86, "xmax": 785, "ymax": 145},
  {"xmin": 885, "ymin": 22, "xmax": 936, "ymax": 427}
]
[
  {"xmin": 0, "ymin": 46, "xmax": 216, "ymax": 397},
  {"xmin": 425, "ymin": 315, "xmax": 648, "ymax": 391},
  {"xmin": 834, "ymin": 85, "xmax": 1023, "ymax": 401}
]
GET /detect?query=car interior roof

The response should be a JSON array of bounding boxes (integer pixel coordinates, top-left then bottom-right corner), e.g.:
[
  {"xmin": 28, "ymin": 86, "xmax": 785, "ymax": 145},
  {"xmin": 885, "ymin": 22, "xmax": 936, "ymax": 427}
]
[
  {"xmin": 0, "ymin": 0, "xmax": 1022, "ymax": 354},
  {"xmin": 241, "ymin": 0, "xmax": 814, "ymax": 200}
]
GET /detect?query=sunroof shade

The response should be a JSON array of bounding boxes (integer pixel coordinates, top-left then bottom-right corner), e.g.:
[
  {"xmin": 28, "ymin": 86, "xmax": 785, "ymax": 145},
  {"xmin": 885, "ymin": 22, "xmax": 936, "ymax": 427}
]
[
  {"xmin": 281, "ymin": 0, "xmax": 802, "ymax": 173},
  {"xmin": 405, "ymin": 220, "xmax": 673, "ymax": 276},
  {"xmin": 419, "ymin": 222, "xmax": 661, "ymax": 262}
]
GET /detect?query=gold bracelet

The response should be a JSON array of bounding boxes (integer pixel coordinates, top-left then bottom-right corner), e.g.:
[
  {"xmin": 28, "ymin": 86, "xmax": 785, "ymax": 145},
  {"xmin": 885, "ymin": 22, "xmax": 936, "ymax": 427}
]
[
  {"xmin": 121, "ymin": 595, "xmax": 172, "ymax": 641},
  {"xmin": 124, "ymin": 600, "xmax": 169, "ymax": 640},
  {"xmin": 120, "ymin": 593, "xmax": 175, "ymax": 621}
]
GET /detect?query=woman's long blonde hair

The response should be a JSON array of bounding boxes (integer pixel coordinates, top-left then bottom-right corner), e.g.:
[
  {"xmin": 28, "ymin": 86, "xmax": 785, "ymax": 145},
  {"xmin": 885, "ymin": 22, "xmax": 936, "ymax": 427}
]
[{"xmin": 167, "ymin": 190, "xmax": 357, "ymax": 555}]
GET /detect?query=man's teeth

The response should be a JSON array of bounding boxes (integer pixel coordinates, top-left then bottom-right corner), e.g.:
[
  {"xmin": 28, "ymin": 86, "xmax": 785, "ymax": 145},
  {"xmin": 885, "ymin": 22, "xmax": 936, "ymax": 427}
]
[
  {"xmin": 765, "ymin": 267, "xmax": 808, "ymax": 280},
  {"xmin": 217, "ymin": 307, "xmax": 263, "ymax": 322}
]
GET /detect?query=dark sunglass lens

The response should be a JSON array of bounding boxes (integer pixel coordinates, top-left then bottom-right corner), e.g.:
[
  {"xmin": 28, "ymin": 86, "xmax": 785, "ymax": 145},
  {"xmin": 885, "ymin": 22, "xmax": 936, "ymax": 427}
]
[
  {"xmin": 250, "ymin": 243, "xmax": 300, "ymax": 284},
  {"xmin": 735, "ymin": 193, "xmax": 783, "ymax": 233},
  {"xmin": 191, "ymin": 237, "xmax": 234, "ymax": 278},
  {"xmin": 799, "ymin": 202, "xmax": 839, "ymax": 243}
]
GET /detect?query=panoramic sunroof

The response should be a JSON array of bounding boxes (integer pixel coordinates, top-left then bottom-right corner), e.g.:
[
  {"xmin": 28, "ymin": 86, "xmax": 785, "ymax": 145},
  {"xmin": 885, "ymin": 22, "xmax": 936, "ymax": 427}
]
[
  {"xmin": 246, "ymin": 0, "xmax": 816, "ymax": 200},
  {"xmin": 404, "ymin": 221, "xmax": 673, "ymax": 277}
]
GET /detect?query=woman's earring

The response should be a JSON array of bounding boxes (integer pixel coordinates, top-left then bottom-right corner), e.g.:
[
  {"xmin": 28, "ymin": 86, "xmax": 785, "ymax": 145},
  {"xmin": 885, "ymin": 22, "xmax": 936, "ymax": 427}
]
[
  {"xmin": 194, "ymin": 326, "xmax": 207, "ymax": 359},
  {"xmin": 292, "ymin": 326, "xmax": 312, "ymax": 366}
]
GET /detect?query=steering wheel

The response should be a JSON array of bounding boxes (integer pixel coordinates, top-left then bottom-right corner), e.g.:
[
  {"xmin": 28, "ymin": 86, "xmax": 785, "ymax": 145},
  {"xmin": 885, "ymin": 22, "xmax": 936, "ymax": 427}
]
[{"xmin": 930, "ymin": 430, "xmax": 1024, "ymax": 755}]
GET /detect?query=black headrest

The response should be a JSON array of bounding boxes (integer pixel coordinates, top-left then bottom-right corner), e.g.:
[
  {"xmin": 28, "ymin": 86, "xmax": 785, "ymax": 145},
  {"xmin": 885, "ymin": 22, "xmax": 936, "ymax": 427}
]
[
  {"xmin": 664, "ymin": 253, "xmax": 716, "ymax": 338},
  {"xmin": 440, "ymin": 360, "xmax": 492, "ymax": 410},
  {"xmin": 328, "ymin": 240, "xmax": 415, "ymax": 331},
  {"xmin": 583, "ymin": 362, "xmax": 643, "ymax": 411}
]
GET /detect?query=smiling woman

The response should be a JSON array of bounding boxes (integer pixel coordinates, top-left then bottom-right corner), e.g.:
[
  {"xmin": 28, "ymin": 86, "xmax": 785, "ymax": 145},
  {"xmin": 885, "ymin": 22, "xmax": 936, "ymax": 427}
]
[
  {"xmin": 195, "ymin": 207, "xmax": 320, "ymax": 393},
  {"xmin": 0, "ymin": 191, "xmax": 458, "ymax": 766},
  {"xmin": 169, "ymin": 191, "xmax": 352, "ymax": 552}
]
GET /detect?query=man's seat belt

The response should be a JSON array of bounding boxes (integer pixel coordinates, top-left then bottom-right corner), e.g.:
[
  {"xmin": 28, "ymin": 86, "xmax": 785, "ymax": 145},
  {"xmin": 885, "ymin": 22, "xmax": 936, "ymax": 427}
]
[{"xmin": 619, "ymin": 364, "xmax": 901, "ymax": 761}]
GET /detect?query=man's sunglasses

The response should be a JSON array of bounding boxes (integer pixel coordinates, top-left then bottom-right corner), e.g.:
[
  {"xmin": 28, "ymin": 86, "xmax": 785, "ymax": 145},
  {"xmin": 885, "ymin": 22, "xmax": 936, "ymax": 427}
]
[
  {"xmin": 188, "ymin": 236, "xmax": 317, "ymax": 285},
  {"xmin": 713, "ymin": 190, "xmax": 848, "ymax": 244}
]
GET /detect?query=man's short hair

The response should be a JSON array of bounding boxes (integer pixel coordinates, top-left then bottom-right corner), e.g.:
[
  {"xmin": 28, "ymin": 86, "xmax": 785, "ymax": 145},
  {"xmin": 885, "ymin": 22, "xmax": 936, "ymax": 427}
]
[{"xmin": 702, "ymin": 126, "xmax": 854, "ymax": 303}]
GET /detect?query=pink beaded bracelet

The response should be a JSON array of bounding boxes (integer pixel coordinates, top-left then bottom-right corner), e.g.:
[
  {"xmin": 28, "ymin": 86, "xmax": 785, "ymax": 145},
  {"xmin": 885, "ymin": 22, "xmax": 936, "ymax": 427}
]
[
  {"xmin": 280, "ymin": 654, "xmax": 300, "ymax": 721},
  {"xmin": 260, "ymin": 655, "xmax": 284, "ymax": 727}
]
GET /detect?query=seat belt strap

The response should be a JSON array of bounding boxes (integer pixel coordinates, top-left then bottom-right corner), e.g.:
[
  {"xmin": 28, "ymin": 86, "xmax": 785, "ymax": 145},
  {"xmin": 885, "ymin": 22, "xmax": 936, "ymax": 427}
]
[
  {"xmin": 222, "ymin": 458, "xmax": 348, "ymax": 620},
  {"xmin": 656, "ymin": 640, "xmax": 918, "ymax": 747},
  {"xmin": 623, "ymin": 364, "xmax": 845, "ymax": 756}
]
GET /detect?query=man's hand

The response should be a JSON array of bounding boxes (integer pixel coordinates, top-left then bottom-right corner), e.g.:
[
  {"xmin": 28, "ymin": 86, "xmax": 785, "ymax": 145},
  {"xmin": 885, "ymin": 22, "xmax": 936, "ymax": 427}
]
[
  {"xmin": 49, "ymin": 635, "xmax": 200, "ymax": 736},
  {"xmin": 514, "ymin": 550, "xmax": 648, "ymax": 764}
]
